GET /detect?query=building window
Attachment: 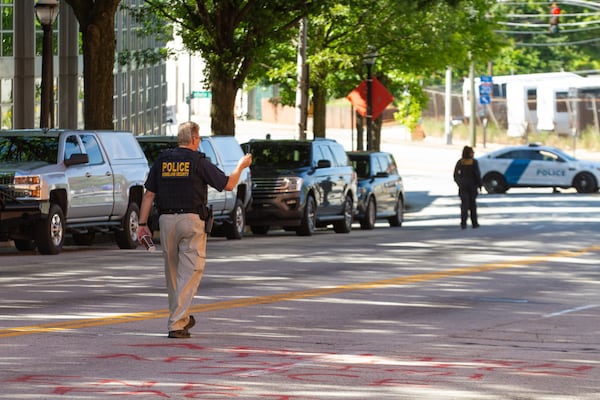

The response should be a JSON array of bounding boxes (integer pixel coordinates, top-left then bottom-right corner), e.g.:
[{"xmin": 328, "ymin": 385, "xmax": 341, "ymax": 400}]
[{"xmin": 0, "ymin": 0, "xmax": 13, "ymax": 56}]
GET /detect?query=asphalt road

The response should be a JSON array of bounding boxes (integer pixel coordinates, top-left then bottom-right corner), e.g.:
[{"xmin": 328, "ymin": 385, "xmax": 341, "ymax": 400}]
[{"xmin": 1, "ymin": 130, "xmax": 599, "ymax": 399}]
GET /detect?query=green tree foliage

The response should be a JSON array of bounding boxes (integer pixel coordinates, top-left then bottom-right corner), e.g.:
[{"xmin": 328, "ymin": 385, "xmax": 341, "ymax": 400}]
[
  {"xmin": 486, "ymin": 0, "xmax": 600, "ymax": 75},
  {"xmin": 141, "ymin": 0, "xmax": 324, "ymax": 136},
  {"xmin": 253, "ymin": 0, "xmax": 501, "ymax": 146}
]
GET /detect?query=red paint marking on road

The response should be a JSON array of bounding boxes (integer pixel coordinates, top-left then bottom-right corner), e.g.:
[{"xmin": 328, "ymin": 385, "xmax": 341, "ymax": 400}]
[
  {"xmin": 5, "ymin": 374, "xmax": 81, "ymax": 383},
  {"xmin": 4, "ymin": 346, "xmax": 596, "ymax": 397}
]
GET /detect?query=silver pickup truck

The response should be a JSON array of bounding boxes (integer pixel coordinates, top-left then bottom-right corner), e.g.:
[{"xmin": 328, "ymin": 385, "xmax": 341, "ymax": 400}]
[
  {"xmin": 0, "ymin": 129, "xmax": 149, "ymax": 254},
  {"xmin": 136, "ymin": 135, "xmax": 251, "ymax": 239}
]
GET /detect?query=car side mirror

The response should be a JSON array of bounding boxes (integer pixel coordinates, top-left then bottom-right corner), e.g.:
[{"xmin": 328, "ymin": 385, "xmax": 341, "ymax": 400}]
[
  {"xmin": 316, "ymin": 159, "xmax": 331, "ymax": 169},
  {"xmin": 64, "ymin": 153, "xmax": 89, "ymax": 166},
  {"xmin": 375, "ymin": 171, "xmax": 389, "ymax": 178}
]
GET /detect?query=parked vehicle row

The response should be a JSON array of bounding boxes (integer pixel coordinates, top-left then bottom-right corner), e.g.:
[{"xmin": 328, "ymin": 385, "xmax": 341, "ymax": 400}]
[
  {"xmin": 240, "ymin": 139, "xmax": 406, "ymax": 235},
  {"xmin": 0, "ymin": 131, "xmax": 407, "ymax": 254},
  {"xmin": 138, "ymin": 136, "xmax": 406, "ymax": 239}
]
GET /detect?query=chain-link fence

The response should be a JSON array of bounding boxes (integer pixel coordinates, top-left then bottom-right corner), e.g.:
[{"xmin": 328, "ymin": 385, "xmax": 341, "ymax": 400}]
[{"xmin": 422, "ymin": 87, "xmax": 600, "ymax": 138}]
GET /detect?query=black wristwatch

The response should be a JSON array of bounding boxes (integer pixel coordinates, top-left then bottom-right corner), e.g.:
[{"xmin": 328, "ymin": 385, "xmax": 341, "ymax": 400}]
[{"xmin": 139, "ymin": 223, "xmax": 147, "ymax": 227}]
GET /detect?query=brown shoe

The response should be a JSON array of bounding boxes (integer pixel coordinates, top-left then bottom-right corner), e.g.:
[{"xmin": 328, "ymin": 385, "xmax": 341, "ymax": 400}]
[
  {"xmin": 168, "ymin": 329, "xmax": 191, "ymax": 339},
  {"xmin": 184, "ymin": 315, "xmax": 195, "ymax": 331}
]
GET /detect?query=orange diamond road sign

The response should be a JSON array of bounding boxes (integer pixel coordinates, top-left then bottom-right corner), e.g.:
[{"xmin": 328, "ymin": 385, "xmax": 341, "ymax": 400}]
[{"xmin": 347, "ymin": 77, "xmax": 394, "ymax": 120}]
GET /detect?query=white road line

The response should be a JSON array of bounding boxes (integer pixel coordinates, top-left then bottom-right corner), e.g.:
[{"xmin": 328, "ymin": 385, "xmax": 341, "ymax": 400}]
[{"xmin": 543, "ymin": 304, "xmax": 599, "ymax": 318}]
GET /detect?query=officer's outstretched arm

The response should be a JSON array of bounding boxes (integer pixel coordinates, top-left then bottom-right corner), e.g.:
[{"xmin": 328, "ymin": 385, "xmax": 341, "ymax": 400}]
[{"xmin": 224, "ymin": 153, "xmax": 252, "ymax": 191}]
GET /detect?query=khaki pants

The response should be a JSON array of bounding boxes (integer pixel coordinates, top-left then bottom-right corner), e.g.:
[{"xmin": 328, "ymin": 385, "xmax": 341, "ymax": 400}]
[{"xmin": 159, "ymin": 213, "xmax": 206, "ymax": 331}]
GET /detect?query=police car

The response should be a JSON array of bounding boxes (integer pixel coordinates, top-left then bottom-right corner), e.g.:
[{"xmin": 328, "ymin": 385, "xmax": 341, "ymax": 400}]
[{"xmin": 477, "ymin": 144, "xmax": 600, "ymax": 194}]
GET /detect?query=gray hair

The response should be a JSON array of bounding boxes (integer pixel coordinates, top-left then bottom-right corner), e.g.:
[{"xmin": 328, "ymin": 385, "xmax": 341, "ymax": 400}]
[{"xmin": 177, "ymin": 121, "xmax": 200, "ymax": 145}]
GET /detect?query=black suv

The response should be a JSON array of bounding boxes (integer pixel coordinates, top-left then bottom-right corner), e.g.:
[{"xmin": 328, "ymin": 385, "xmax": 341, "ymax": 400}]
[{"xmin": 242, "ymin": 138, "xmax": 357, "ymax": 236}]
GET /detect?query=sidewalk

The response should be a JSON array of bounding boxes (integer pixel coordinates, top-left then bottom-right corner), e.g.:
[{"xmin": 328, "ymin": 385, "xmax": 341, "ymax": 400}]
[{"xmin": 191, "ymin": 115, "xmax": 473, "ymax": 153}]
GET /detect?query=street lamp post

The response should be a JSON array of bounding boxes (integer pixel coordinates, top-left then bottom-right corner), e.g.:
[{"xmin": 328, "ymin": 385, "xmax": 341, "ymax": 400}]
[
  {"xmin": 35, "ymin": 0, "xmax": 59, "ymax": 129},
  {"xmin": 363, "ymin": 47, "xmax": 378, "ymax": 151}
]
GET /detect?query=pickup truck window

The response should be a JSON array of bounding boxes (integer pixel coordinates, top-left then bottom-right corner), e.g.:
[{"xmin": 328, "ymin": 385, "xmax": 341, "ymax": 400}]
[
  {"xmin": 200, "ymin": 141, "xmax": 218, "ymax": 165},
  {"xmin": 101, "ymin": 134, "xmax": 145, "ymax": 160},
  {"xmin": 81, "ymin": 134, "xmax": 104, "ymax": 165},
  {"xmin": 0, "ymin": 136, "xmax": 59, "ymax": 164},
  {"xmin": 209, "ymin": 137, "xmax": 245, "ymax": 163},
  {"xmin": 65, "ymin": 135, "xmax": 82, "ymax": 160}
]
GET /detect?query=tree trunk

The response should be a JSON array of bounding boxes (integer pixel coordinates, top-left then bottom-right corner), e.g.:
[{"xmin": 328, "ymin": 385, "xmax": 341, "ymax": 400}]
[
  {"xmin": 210, "ymin": 77, "xmax": 237, "ymax": 136},
  {"xmin": 312, "ymin": 85, "xmax": 327, "ymax": 138},
  {"xmin": 66, "ymin": 0, "xmax": 120, "ymax": 130},
  {"xmin": 82, "ymin": 22, "xmax": 115, "ymax": 129},
  {"xmin": 373, "ymin": 115, "xmax": 383, "ymax": 152}
]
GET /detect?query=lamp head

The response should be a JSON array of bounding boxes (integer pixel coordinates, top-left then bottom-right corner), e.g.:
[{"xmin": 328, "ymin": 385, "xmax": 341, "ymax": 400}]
[
  {"xmin": 363, "ymin": 46, "xmax": 378, "ymax": 66},
  {"xmin": 35, "ymin": 0, "xmax": 59, "ymax": 26}
]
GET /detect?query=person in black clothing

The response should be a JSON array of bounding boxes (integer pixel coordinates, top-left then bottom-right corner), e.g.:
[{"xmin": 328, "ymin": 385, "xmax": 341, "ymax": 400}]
[{"xmin": 453, "ymin": 146, "xmax": 482, "ymax": 229}]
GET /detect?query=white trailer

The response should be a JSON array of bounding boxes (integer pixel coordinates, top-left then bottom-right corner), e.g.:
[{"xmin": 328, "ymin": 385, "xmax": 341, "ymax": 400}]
[
  {"xmin": 536, "ymin": 77, "xmax": 600, "ymax": 134},
  {"xmin": 463, "ymin": 72, "xmax": 584, "ymax": 137}
]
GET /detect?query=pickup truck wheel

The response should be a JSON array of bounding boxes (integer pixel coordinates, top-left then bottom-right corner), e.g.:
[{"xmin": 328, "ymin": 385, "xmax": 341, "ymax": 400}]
[
  {"xmin": 35, "ymin": 203, "xmax": 65, "ymax": 255},
  {"xmin": 388, "ymin": 196, "xmax": 404, "ymax": 227},
  {"xmin": 333, "ymin": 195, "xmax": 353, "ymax": 233},
  {"xmin": 115, "ymin": 202, "xmax": 140, "ymax": 249},
  {"xmin": 226, "ymin": 199, "xmax": 245, "ymax": 240},
  {"xmin": 297, "ymin": 195, "xmax": 316, "ymax": 236},
  {"xmin": 14, "ymin": 239, "xmax": 36, "ymax": 251},
  {"xmin": 359, "ymin": 197, "xmax": 376, "ymax": 230}
]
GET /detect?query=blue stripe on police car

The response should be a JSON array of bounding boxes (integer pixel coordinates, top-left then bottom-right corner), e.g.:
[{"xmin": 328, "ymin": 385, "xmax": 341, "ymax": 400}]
[{"xmin": 504, "ymin": 160, "xmax": 530, "ymax": 185}]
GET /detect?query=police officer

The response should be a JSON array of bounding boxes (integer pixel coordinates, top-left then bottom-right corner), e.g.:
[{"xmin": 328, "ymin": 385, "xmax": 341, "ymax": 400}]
[
  {"xmin": 138, "ymin": 121, "xmax": 252, "ymax": 338},
  {"xmin": 453, "ymin": 145, "xmax": 481, "ymax": 229}
]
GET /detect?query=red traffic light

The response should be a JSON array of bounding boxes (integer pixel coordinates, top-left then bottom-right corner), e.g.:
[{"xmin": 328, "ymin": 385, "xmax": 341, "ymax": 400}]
[{"xmin": 549, "ymin": 2, "xmax": 560, "ymax": 34}]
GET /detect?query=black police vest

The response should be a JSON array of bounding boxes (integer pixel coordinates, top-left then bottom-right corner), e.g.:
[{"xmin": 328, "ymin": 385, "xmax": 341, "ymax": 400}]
[{"xmin": 154, "ymin": 148, "xmax": 207, "ymax": 213}]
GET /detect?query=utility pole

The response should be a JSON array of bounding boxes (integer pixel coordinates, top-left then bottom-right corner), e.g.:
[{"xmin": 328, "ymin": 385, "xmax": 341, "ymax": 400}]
[
  {"xmin": 469, "ymin": 52, "xmax": 476, "ymax": 147},
  {"xmin": 444, "ymin": 66, "xmax": 453, "ymax": 145},
  {"xmin": 295, "ymin": 17, "xmax": 308, "ymax": 140}
]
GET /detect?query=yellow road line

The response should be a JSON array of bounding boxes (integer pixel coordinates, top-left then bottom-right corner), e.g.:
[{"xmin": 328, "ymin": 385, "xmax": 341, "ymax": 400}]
[{"xmin": 2, "ymin": 245, "xmax": 599, "ymax": 338}]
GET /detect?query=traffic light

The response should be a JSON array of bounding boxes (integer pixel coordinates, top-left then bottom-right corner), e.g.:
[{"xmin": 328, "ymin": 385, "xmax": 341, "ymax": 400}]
[{"xmin": 549, "ymin": 2, "xmax": 560, "ymax": 34}]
